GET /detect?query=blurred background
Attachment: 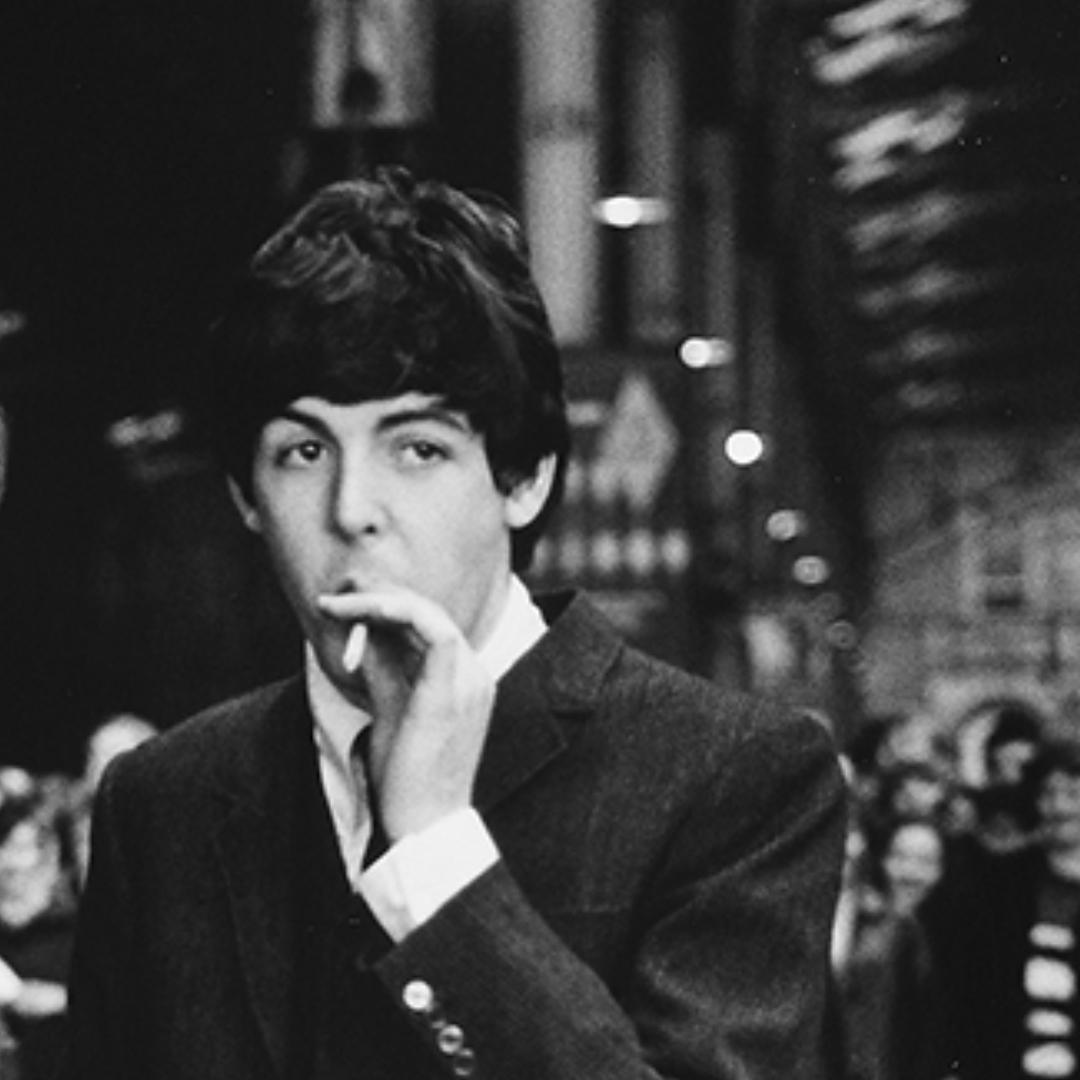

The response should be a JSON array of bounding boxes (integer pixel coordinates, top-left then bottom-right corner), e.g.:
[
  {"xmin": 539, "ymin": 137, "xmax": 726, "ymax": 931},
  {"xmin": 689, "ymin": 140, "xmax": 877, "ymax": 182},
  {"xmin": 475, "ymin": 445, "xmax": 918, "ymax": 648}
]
[{"xmin": 0, "ymin": 0, "xmax": 1078, "ymax": 774}]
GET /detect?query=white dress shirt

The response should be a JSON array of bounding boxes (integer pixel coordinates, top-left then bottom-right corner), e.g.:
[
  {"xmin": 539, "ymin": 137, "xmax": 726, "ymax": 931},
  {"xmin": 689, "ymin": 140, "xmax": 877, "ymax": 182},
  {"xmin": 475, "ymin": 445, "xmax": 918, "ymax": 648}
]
[{"xmin": 305, "ymin": 576, "xmax": 547, "ymax": 941}]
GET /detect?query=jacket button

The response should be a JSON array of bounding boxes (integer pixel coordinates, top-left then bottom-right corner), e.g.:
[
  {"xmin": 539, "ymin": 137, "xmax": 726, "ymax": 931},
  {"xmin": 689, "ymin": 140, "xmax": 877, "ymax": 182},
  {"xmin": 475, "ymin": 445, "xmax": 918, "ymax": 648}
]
[
  {"xmin": 436, "ymin": 1023, "xmax": 465, "ymax": 1055},
  {"xmin": 402, "ymin": 979, "xmax": 435, "ymax": 1014},
  {"xmin": 451, "ymin": 1047, "xmax": 477, "ymax": 1077}
]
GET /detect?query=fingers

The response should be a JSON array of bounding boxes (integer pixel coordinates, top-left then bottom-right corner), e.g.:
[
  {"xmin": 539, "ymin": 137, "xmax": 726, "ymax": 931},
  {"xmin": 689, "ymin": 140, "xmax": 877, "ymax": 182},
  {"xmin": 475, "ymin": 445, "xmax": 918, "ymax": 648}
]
[
  {"xmin": 318, "ymin": 586, "xmax": 463, "ymax": 660},
  {"xmin": 317, "ymin": 585, "xmax": 497, "ymax": 837}
]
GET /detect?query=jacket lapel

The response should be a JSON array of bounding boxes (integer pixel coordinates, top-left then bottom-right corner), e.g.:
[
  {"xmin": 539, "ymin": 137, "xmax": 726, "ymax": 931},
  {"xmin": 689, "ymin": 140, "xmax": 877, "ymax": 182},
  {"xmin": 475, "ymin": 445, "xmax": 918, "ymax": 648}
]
[
  {"xmin": 212, "ymin": 679, "xmax": 312, "ymax": 1079},
  {"xmin": 475, "ymin": 592, "xmax": 621, "ymax": 813}
]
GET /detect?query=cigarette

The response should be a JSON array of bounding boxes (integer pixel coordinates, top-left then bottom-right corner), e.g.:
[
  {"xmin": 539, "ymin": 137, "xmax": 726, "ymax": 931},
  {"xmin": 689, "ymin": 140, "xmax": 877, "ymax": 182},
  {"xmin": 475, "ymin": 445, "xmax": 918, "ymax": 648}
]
[{"xmin": 343, "ymin": 623, "xmax": 368, "ymax": 674}]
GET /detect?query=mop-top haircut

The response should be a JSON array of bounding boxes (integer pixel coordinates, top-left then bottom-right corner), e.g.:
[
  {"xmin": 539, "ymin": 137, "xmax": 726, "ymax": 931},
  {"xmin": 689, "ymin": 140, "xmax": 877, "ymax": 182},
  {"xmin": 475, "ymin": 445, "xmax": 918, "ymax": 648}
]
[{"xmin": 205, "ymin": 166, "xmax": 569, "ymax": 570}]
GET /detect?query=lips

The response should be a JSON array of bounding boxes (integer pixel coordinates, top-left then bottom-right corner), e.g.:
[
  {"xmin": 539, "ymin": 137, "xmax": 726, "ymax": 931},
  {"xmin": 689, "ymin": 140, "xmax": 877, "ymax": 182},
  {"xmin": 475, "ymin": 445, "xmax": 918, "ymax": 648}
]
[{"xmin": 330, "ymin": 574, "xmax": 373, "ymax": 597}]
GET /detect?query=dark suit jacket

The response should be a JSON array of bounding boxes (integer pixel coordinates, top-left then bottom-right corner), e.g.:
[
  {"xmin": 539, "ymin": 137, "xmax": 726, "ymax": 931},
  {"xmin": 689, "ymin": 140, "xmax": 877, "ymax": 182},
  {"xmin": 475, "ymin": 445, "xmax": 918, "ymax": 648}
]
[{"xmin": 62, "ymin": 592, "xmax": 846, "ymax": 1080}]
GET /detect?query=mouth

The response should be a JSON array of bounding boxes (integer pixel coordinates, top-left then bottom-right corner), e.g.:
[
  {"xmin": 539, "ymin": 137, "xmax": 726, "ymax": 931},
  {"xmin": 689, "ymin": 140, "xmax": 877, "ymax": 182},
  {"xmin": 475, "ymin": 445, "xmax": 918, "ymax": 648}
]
[
  {"xmin": 329, "ymin": 573, "xmax": 379, "ymax": 598},
  {"xmin": 320, "ymin": 578, "xmax": 376, "ymax": 674}
]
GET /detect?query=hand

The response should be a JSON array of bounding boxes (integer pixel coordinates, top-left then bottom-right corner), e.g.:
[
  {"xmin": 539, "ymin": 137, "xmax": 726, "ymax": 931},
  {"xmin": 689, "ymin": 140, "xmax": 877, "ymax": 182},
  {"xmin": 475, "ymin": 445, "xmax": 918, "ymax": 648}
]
[{"xmin": 317, "ymin": 586, "xmax": 496, "ymax": 841}]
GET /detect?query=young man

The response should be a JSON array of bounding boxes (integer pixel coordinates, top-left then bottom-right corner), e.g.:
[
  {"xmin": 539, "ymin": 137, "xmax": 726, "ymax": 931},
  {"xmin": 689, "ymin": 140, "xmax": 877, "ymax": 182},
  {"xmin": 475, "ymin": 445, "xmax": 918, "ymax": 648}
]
[{"xmin": 63, "ymin": 168, "xmax": 846, "ymax": 1079}]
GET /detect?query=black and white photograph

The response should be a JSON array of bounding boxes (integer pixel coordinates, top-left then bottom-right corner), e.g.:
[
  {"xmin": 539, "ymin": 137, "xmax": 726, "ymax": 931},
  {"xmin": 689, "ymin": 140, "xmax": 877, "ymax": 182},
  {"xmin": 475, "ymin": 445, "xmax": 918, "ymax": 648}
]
[{"xmin": 0, "ymin": 2, "xmax": 1077, "ymax": 1078}]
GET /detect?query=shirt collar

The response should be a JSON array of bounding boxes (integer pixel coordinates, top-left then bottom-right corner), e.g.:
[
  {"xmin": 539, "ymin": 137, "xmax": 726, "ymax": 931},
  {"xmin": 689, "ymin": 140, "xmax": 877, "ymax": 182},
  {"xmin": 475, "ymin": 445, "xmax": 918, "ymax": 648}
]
[{"xmin": 306, "ymin": 576, "xmax": 547, "ymax": 781}]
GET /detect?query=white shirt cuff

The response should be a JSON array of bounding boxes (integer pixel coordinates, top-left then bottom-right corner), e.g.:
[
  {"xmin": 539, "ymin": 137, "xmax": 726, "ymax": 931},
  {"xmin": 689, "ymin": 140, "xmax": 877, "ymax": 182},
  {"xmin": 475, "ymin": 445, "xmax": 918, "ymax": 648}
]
[{"xmin": 358, "ymin": 807, "xmax": 499, "ymax": 942}]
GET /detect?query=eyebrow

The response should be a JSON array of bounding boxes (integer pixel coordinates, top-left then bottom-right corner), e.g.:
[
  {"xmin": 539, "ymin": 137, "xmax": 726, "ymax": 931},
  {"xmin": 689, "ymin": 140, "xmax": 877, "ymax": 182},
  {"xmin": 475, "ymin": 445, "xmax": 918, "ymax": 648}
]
[
  {"xmin": 375, "ymin": 405, "xmax": 473, "ymax": 436},
  {"xmin": 274, "ymin": 401, "xmax": 474, "ymax": 437}
]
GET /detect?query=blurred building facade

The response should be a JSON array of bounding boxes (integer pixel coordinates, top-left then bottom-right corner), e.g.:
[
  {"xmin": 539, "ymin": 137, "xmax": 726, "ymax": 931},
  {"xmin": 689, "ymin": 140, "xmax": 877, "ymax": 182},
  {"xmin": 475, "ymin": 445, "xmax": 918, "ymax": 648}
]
[{"xmin": 745, "ymin": 0, "xmax": 1080, "ymax": 744}]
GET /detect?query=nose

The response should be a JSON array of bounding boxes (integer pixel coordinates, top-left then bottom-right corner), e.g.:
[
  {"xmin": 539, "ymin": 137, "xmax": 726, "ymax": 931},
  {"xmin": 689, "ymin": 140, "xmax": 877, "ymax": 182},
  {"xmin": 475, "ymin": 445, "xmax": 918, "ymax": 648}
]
[{"xmin": 329, "ymin": 450, "xmax": 387, "ymax": 538}]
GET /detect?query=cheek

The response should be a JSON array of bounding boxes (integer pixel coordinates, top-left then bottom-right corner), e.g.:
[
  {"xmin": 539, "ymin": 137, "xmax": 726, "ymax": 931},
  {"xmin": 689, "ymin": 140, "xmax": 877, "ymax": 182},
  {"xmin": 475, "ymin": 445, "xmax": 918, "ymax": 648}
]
[
  {"xmin": 417, "ymin": 512, "xmax": 504, "ymax": 585},
  {"xmin": 406, "ymin": 502, "xmax": 509, "ymax": 611},
  {"xmin": 416, "ymin": 482, "xmax": 506, "ymax": 552},
  {"xmin": 256, "ymin": 509, "xmax": 328, "ymax": 604}
]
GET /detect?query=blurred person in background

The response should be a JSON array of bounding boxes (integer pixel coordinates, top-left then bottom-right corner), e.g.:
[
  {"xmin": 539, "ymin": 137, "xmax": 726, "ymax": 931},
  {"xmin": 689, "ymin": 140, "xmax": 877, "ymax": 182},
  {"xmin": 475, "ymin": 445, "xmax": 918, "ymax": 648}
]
[
  {"xmin": 69, "ymin": 713, "xmax": 159, "ymax": 886},
  {"xmin": 848, "ymin": 715, "xmax": 959, "ymax": 845},
  {"xmin": 829, "ymin": 767, "xmax": 943, "ymax": 1080},
  {"xmin": 967, "ymin": 705, "xmax": 1044, "ymax": 858},
  {"xmin": 81, "ymin": 713, "xmax": 159, "ymax": 796},
  {"xmin": 874, "ymin": 714, "xmax": 952, "ymax": 780},
  {"xmin": 879, "ymin": 817, "xmax": 947, "ymax": 920},
  {"xmin": 877, "ymin": 761, "xmax": 952, "ymax": 826},
  {"xmin": 0, "ymin": 770, "xmax": 34, "ymax": 808},
  {"xmin": 62, "ymin": 168, "xmax": 846, "ymax": 1080},
  {"xmin": 921, "ymin": 736, "xmax": 1080, "ymax": 1080},
  {"xmin": 984, "ymin": 707, "xmax": 1043, "ymax": 787},
  {"xmin": 0, "ymin": 776, "xmax": 78, "ymax": 1080}
]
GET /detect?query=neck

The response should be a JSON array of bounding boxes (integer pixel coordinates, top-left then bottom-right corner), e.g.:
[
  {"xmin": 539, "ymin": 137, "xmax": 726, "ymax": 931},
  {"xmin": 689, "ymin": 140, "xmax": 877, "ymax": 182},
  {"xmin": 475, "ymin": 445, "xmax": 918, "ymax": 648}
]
[{"xmin": 468, "ymin": 572, "xmax": 514, "ymax": 653}]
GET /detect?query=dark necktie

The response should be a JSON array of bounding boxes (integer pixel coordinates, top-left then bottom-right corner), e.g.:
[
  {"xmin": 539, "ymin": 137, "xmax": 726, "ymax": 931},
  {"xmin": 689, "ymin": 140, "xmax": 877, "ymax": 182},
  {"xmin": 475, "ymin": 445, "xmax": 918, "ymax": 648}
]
[{"xmin": 352, "ymin": 726, "xmax": 389, "ymax": 869}]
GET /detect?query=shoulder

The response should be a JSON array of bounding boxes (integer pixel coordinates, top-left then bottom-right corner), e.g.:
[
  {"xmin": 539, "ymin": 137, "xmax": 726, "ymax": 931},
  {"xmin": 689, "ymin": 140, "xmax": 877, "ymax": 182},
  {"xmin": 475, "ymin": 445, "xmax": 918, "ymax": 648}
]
[
  {"xmin": 103, "ymin": 676, "xmax": 303, "ymax": 797},
  {"xmin": 621, "ymin": 644, "xmax": 841, "ymax": 808},
  {"xmin": 539, "ymin": 590, "xmax": 841, "ymax": 799},
  {"xmin": 596, "ymin": 595, "xmax": 833, "ymax": 757}
]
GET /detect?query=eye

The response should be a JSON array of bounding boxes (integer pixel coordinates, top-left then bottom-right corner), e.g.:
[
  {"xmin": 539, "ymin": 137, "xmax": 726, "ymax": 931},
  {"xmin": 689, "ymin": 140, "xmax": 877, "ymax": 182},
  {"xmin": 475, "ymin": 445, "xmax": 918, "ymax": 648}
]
[
  {"xmin": 277, "ymin": 439, "xmax": 326, "ymax": 467},
  {"xmin": 398, "ymin": 438, "xmax": 448, "ymax": 466}
]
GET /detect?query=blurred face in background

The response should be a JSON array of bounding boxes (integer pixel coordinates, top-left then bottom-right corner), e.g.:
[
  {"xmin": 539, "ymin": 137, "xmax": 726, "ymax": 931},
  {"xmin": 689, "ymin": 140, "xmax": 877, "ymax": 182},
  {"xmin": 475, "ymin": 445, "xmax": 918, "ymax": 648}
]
[
  {"xmin": 988, "ymin": 738, "xmax": 1039, "ymax": 786},
  {"xmin": 890, "ymin": 768, "xmax": 948, "ymax": 821},
  {"xmin": 882, "ymin": 820, "xmax": 945, "ymax": 916},
  {"xmin": 84, "ymin": 715, "xmax": 158, "ymax": 793},
  {"xmin": 0, "ymin": 817, "xmax": 63, "ymax": 930}
]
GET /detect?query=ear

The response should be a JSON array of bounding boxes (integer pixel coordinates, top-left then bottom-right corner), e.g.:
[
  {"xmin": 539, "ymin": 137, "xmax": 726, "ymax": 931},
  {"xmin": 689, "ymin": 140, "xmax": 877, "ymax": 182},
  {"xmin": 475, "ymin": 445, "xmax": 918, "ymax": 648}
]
[
  {"xmin": 503, "ymin": 454, "xmax": 557, "ymax": 530},
  {"xmin": 227, "ymin": 477, "xmax": 263, "ymax": 534}
]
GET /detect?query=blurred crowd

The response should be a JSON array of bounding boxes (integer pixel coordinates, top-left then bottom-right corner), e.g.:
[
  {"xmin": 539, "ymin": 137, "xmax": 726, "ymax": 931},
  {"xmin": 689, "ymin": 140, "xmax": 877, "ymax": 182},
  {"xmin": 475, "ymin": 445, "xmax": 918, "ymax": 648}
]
[
  {"xmin": 832, "ymin": 702, "xmax": 1080, "ymax": 1080},
  {"xmin": 0, "ymin": 714, "xmax": 156, "ymax": 1080}
]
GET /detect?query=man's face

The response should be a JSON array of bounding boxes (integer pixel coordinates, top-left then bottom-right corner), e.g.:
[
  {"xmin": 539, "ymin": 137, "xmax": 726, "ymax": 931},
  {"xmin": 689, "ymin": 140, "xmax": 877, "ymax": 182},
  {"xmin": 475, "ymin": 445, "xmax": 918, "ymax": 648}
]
[
  {"xmin": 1039, "ymin": 770, "xmax": 1080, "ymax": 852},
  {"xmin": 239, "ymin": 393, "xmax": 548, "ymax": 688}
]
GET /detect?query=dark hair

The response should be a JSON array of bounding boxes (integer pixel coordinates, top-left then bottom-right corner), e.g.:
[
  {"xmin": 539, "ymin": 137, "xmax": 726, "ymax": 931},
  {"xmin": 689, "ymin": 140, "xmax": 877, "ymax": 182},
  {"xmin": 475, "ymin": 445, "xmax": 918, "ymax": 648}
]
[
  {"xmin": 204, "ymin": 167, "xmax": 570, "ymax": 570},
  {"xmin": 985, "ymin": 705, "xmax": 1042, "ymax": 754},
  {"xmin": 1029, "ymin": 738, "xmax": 1080, "ymax": 788}
]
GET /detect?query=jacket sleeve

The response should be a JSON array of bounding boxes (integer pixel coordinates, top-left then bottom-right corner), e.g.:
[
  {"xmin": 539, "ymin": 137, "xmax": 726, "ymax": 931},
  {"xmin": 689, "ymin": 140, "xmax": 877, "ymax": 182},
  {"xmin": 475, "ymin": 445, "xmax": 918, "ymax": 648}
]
[
  {"xmin": 371, "ymin": 707, "xmax": 847, "ymax": 1080},
  {"xmin": 58, "ymin": 762, "xmax": 142, "ymax": 1080}
]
